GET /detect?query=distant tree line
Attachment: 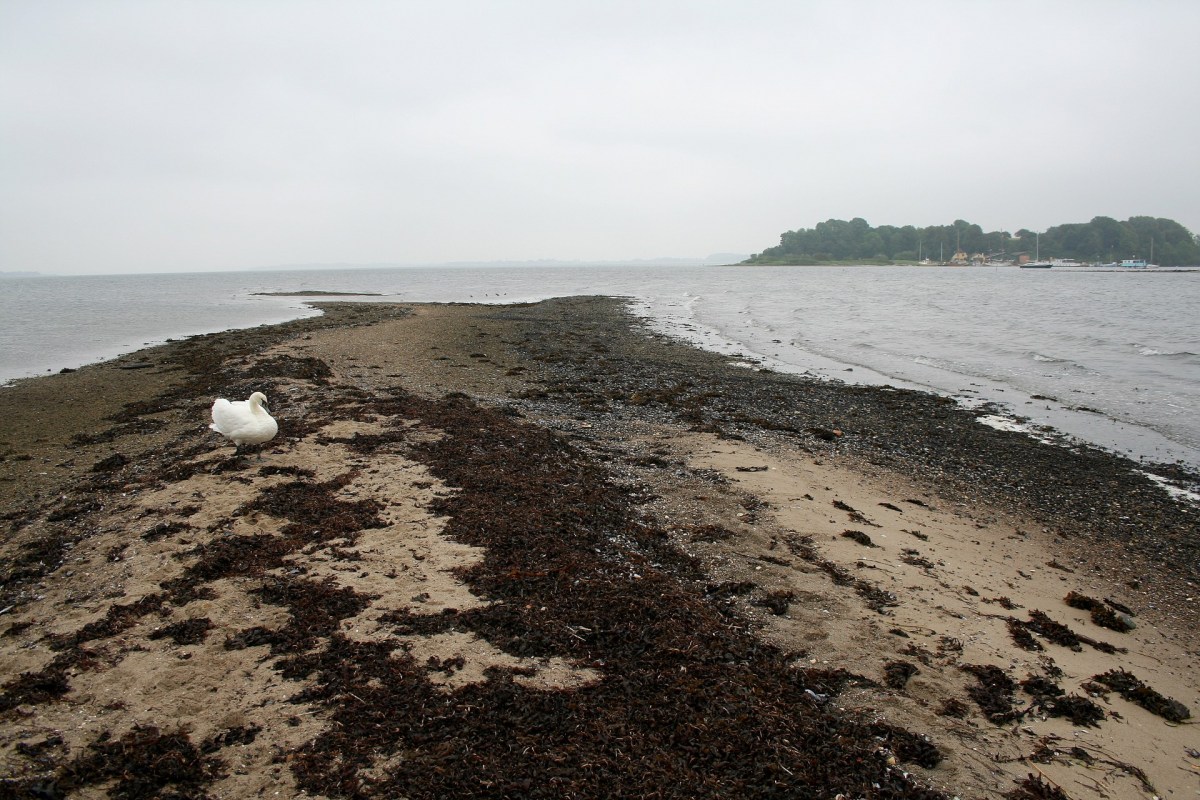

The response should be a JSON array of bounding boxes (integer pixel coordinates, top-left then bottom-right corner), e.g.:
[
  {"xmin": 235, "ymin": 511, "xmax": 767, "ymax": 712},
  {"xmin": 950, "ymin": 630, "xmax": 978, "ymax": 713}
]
[{"xmin": 743, "ymin": 216, "xmax": 1200, "ymax": 266}]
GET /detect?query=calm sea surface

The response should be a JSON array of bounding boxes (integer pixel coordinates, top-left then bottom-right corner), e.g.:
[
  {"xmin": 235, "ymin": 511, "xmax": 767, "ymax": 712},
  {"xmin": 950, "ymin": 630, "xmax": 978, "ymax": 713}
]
[{"xmin": 2, "ymin": 265, "xmax": 1198, "ymax": 470}]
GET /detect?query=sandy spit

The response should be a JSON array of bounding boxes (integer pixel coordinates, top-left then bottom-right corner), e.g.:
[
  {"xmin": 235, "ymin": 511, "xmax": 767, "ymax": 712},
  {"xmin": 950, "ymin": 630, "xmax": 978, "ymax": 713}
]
[{"xmin": 1, "ymin": 298, "xmax": 1197, "ymax": 799}]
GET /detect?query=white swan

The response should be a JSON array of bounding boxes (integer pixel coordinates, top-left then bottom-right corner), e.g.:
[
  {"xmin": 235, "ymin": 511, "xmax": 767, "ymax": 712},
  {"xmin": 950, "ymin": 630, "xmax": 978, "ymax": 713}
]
[{"xmin": 210, "ymin": 391, "xmax": 278, "ymax": 456}]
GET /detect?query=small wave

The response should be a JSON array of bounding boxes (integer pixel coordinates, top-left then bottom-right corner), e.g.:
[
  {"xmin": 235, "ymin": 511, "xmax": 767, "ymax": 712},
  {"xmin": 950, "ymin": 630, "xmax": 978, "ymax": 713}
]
[
  {"xmin": 1027, "ymin": 351, "xmax": 1097, "ymax": 375},
  {"xmin": 1139, "ymin": 471, "xmax": 1200, "ymax": 505},
  {"xmin": 1137, "ymin": 347, "xmax": 1197, "ymax": 359},
  {"xmin": 976, "ymin": 414, "xmax": 1062, "ymax": 446}
]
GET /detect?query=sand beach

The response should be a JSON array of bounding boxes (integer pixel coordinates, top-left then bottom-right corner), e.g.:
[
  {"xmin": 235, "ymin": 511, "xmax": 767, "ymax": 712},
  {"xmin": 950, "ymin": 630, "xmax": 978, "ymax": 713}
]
[{"xmin": 1, "ymin": 297, "xmax": 1197, "ymax": 799}]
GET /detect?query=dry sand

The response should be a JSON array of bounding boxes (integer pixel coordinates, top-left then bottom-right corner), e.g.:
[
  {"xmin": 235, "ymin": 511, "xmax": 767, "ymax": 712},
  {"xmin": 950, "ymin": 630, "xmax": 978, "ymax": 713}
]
[{"xmin": 2, "ymin": 300, "xmax": 1197, "ymax": 799}]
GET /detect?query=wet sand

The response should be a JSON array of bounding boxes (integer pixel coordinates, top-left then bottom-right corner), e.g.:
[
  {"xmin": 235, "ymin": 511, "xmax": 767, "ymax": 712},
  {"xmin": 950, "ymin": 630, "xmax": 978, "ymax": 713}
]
[{"xmin": 1, "ymin": 297, "xmax": 1197, "ymax": 799}]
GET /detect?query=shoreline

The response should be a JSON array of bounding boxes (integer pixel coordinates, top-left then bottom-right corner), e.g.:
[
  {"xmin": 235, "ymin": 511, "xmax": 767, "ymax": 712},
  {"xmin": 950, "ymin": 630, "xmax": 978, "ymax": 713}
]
[
  {"xmin": 2, "ymin": 298, "xmax": 1197, "ymax": 798},
  {"xmin": 635, "ymin": 302, "xmax": 1200, "ymax": 474},
  {"xmin": 6, "ymin": 271, "xmax": 1198, "ymax": 478}
]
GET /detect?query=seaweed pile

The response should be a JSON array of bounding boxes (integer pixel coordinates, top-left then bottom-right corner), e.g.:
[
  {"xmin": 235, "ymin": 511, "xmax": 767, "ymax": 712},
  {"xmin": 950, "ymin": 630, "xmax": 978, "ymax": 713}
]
[
  {"xmin": 1006, "ymin": 774, "xmax": 1070, "ymax": 799},
  {"xmin": 2, "ymin": 373, "xmax": 951, "ymax": 798},
  {"xmin": 1063, "ymin": 591, "xmax": 1137, "ymax": 632},
  {"xmin": 265, "ymin": 390, "xmax": 949, "ymax": 798},
  {"xmin": 1088, "ymin": 669, "xmax": 1191, "ymax": 723},
  {"xmin": 1007, "ymin": 611, "xmax": 1126, "ymax": 655},
  {"xmin": 1020, "ymin": 678, "xmax": 1105, "ymax": 728},
  {"xmin": 961, "ymin": 664, "xmax": 1021, "ymax": 724}
]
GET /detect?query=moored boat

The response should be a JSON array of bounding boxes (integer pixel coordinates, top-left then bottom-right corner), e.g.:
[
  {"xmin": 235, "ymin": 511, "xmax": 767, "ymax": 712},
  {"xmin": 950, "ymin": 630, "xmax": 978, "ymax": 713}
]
[{"xmin": 1020, "ymin": 232, "xmax": 1052, "ymax": 268}]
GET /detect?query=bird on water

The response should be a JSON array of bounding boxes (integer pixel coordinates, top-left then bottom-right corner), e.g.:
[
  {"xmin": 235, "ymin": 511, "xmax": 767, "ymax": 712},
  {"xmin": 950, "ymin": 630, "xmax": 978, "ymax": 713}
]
[{"xmin": 210, "ymin": 391, "xmax": 278, "ymax": 457}]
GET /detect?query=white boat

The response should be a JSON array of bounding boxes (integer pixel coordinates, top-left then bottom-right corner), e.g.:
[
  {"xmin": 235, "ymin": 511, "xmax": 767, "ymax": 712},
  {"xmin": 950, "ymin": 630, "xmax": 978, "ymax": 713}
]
[
  {"xmin": 1120, "ymin": 239, "xmax": 1159, "ymax": 268},
  {"xmin": 1021, "ymin": 232, "xmax": 1052, "ymax": 268}
]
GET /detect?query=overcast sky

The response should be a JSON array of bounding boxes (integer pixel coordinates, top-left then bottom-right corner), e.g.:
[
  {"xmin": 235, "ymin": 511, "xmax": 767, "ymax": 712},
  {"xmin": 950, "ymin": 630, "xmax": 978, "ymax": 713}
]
[{"xmin": 2, "ymin": 1, "xmax": 1198, "ymax": 275}]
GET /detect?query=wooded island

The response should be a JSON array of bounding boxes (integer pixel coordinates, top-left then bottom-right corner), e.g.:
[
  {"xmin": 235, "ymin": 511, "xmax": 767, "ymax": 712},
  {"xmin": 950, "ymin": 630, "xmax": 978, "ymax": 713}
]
[{"xmin": 744, "ymin": 216, "xmax": 1200, "ymax": 266}]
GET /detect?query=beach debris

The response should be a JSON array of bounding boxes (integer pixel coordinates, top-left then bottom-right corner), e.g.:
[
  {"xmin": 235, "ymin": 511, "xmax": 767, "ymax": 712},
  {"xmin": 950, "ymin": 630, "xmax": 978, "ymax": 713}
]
[
  {"xmin": 883, "ymin": 660, "xmax": 919, "ymax": 690},
  {"xmin": 865, "ymin": 722, "xmax": 942, "ymax": 769},
  {"xmin": 1022, "ymin": 676, "xmax": 1105, "ymax": 726},
  {"xmin": 832, "ymin": 499, "xmax": 878, "ymax": 526},
  {"xmin": 51, "ymin": 724, "xmax": 230, "ymax": 798},
  {"xmin": 1090, "ymin": 668, "xmax": 1191, "ymax": 722},
  {"xmin": 936, "ymin": 636, "xmax": 962, "ymax": 658},
  {"xmin": 704, "ymin": 580, "xmax": 756, "ymax": 610},
  {"xmin": 796, "ymin": 667, "xmax": 878, "ymax": 696},
  {"xmin": 1063, "ymin": 591, "xmax": 1136, "ymax": 632},
  {"xmin": 961, "ymin": 663, "xmax": 1022, "ymax": 723},
  {"xmin": 1043, "ymin": 694, "xmax": 1106, "ymax": 727},
  {"xmin": 1006, "ymin": 773, "xmax": 1069, "ymax": 799},
  {"xmin": 0, "ymin": 659, "xmax": 73, "ymax": 711},
  {"xmin": 1008, "ymin": 610, "xmax": 1126, "ymax": 654},
  {"xmin": 752, "ymin": 589, "xmax": 796, "ymax": 615},
  {"xmin": 1008, "ymin": 618, "xmax": 1044, "ymax": 651},
  {"xmin": 1020, "ymin": 675, "xmax": 1063, "ymax": 700},
  {"xmin": 1103, "ymin": 596, "xmax": 1135, "ymax": 615},
  {"xmin": 785, "ymin": 535, "xmax": 898, "ymax": 612},
  {"xmin": 1015, "ymin": 739, "xmax": 1158, "ymax": 795},
  {"xmin": 209, "ymin": 390, "xmax": 278, "ymax": 456},
  {"xmin": 899, "ymin": 642, "xmax": 934, "ymax": 665},
  {"xmin": 47, "ymin": 594, "xmax": 167, "ymax": 651},
  {"xmin": 140, "ymin": 517, "xmax": 194, "ymax": 542},
  {"xmin": 148, "ymin": 617, "xmax": 213, "ymax": 646},
  {"xmin": 900, "ymin": 549, "xmax": 935, "ymax": 570},
  {"xmin": 840, "ymin": 529, "xmax": 877, "ymax": 547}
]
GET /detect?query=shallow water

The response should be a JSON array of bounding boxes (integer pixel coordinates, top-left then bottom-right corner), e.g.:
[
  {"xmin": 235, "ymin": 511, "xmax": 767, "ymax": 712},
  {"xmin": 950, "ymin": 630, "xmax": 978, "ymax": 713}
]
[{"xmin": 2, "ymin": 264, "xmax": 1197, "ymax": 469}]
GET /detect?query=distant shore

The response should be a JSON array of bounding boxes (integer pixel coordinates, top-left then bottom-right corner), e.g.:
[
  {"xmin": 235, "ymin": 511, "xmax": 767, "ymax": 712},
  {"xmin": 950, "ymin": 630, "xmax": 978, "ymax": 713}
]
[
  {"xmin": 1, "ymin": 297, "xmax": 1196, "ymax": 798},
  {"xmin": 251, "ymin": 290, "xmax": 385, "ymax": 297}
]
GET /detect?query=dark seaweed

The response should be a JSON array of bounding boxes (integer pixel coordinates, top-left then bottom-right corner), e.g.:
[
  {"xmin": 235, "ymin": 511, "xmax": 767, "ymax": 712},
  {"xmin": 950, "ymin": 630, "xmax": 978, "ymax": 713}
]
[
  {"xmin": 961, "ymin": 664, "xmax": 1022, "ymax": 724},
  {"xmin": 1092, "ymin": 669, "xmax": 1191, "ymax": 722},
  {"xmin": 1063, "ymin": 591, "xmax": 1136, "ymax": 632},
  {"xmin": 884, "ymin": 661, "xmax": 920, "ymax": 690}
]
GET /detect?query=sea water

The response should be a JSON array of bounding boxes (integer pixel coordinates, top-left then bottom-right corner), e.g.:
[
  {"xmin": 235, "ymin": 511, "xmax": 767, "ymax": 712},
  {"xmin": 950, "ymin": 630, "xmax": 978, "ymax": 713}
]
[{"xmin": 1, "ymin": 264, "xmax": 1197, "ymax": 470}]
